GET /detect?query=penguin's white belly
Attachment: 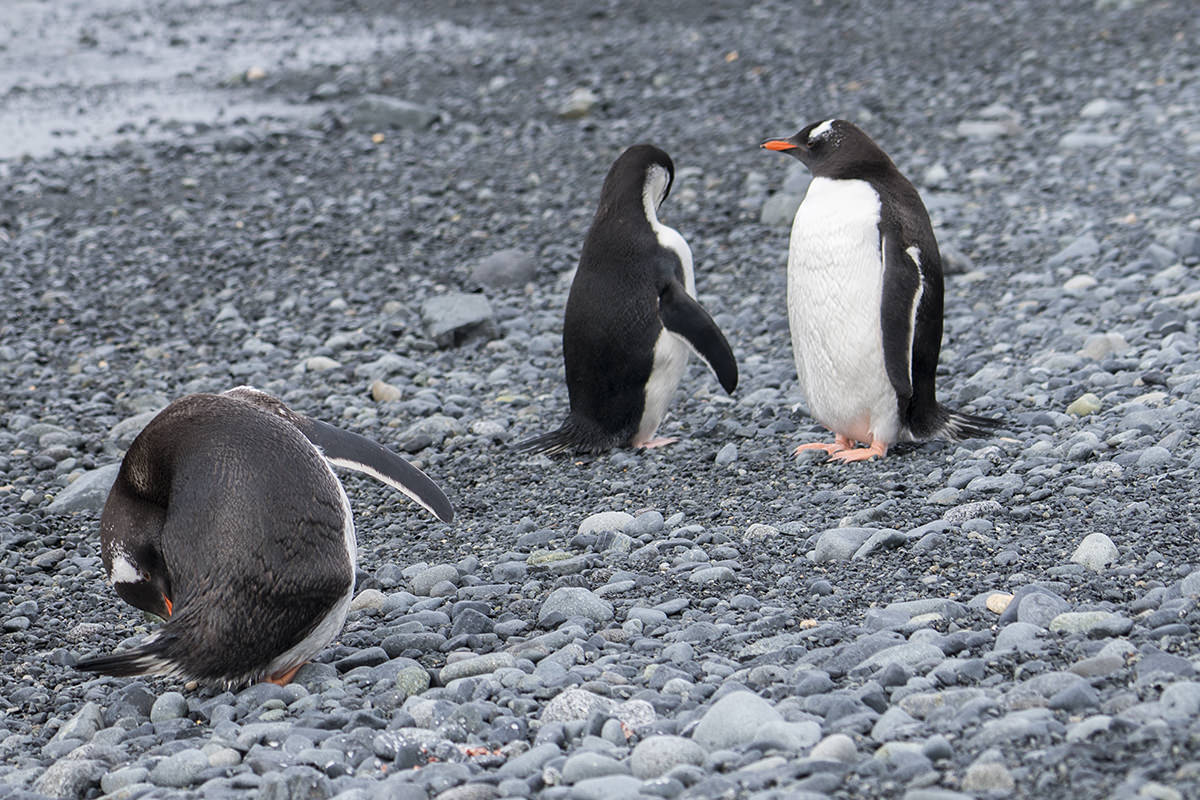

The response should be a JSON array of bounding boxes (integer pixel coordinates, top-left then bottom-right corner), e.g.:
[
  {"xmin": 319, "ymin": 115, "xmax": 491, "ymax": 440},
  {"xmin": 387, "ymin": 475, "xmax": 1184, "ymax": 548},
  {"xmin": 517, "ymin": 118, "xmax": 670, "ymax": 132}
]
[
  {"xmin": 634, "ymin": 219, "xmax": 696, "ymax": 445},
  {"xmin": 636, "ymin": 328, "xmax": 690, "ymax": 443},
  {"xmin": 786, "ymin": 177, "xmax": 901, "ymax": 445}
]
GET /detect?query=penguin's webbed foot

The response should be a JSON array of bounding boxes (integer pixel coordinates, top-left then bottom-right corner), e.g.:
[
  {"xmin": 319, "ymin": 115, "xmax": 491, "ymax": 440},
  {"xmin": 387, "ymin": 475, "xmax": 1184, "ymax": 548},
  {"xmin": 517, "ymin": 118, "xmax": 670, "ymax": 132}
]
[
  {"xmin": 636, "ymin": 436, "xmax": 679, "ymax": 450},
  {"xmin": 828, "ymin": 440, "xmax": 888, "ymax": 463},
  {"xmin": 793, "ymin": 434, "xmax": 854, "ymax": 458},
  {"xmin": 266, "ymin": 663, "xmax": 305, "ymax": 686}
]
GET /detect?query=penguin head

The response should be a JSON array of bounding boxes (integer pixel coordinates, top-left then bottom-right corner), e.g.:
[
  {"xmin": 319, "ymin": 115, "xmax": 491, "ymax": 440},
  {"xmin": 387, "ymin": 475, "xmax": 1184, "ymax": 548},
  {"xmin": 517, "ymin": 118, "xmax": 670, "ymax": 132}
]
[
  {"xmin": 761, "ymin": 119, "xmax": 890, "ymax": 178},
  {"xmin": 107, "ymin": 542, "xmax": 173, "ymax": 619},
  {"xmin": 599, "ymin": 144, "xmax": 675, "ymax": 218}
]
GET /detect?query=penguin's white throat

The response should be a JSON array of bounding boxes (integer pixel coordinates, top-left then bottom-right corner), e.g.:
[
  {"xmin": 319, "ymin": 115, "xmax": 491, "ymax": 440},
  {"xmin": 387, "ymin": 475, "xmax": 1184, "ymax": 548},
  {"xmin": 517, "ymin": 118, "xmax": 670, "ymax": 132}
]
[{"xmin": 642, "ymin": 164, "xmax": 671, "ymax": 224}]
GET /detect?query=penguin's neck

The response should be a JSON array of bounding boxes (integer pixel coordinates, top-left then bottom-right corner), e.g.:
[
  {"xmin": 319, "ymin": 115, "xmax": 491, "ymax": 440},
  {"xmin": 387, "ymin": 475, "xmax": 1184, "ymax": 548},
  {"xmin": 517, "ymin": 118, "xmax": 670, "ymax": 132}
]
[
  {"xmin": 640, "ymin": 184, "xmax": 695, "ymax": 296},
  {"xmin": 641, "ymin": 183, "xmax": 664, "ymax": 231}
]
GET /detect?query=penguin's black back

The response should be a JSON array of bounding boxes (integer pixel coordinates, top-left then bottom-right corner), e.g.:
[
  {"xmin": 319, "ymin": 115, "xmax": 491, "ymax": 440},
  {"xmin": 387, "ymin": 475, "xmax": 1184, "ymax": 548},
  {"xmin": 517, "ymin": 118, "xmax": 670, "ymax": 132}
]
[
  {"xmin": 93, "ymin": 393, "xmax": 351, "ymax": 684},
  {"xmin": 522, "ymin": 145, "xmax": 679, "ymax": 454}
]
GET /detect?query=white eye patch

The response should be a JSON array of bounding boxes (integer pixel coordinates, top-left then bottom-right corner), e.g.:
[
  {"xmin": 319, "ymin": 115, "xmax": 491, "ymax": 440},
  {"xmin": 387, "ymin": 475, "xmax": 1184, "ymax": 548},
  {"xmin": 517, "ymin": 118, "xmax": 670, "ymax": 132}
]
[
  {"xmin": 808, "ymin": 119, "xmax": 836, "ymax": 143},
  {"xmin": 108, "ymin": 543, "xmax": 146, "ymax": 585}
]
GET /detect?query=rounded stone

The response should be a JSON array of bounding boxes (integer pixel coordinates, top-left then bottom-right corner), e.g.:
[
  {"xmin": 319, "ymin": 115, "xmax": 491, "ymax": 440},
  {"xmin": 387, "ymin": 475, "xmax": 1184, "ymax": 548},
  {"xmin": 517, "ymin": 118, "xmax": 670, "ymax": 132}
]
[
  {"xmin": 1070, "ymin": 532, "xmax": 1119, "ymax": 572},
  {"xmin": 562, "ymin": 751, "xmax": 629, "ymax": 783},
  {"xmin": 631, "ymin": 735, "xmax": 706, "ymax": 779},
  {"xmin": 149, "ymin": 748, "xmax": 209, "ymax": 788},
  {"xmin": 542, "ymin": 688, "xmax": 613, "ymax": 723},
  {"xmin": 578, "ymin": 511, "xmax": 635, "ymax": 536},
  {"xmin": 411, "ymin": 564, "xmax": 459, "ymax": 596},
  {"xmin": 692, "ymin": 690, "xmax": 782, "ymax": 749},
  {"xmin": 963, "ymin": 761, "xmax": 1016, "ymax": 793},
  {"xmin": 149, "ymin": 692, "xmax": 189, "ymax": 723},
  {"xmin": 809, "ymin": 733, "xmax": 858, "ymax": 763},
  {"xmin": 537, "ymin": 587, "xmax": 613, "ymax": 624}
]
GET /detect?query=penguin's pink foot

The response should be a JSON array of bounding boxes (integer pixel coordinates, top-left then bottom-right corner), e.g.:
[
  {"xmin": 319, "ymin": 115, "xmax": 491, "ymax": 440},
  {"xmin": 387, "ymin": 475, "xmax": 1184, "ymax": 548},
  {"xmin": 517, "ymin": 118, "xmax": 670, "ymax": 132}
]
[
  {"xmin": 267, "ymin": 663, "xmax": 305, "ymax": 686},
  {"xmin": 637, "ymin": 436, "xmax": 679, "ymax": 449},
  {"xmin": 793, "ymin": 435, "xmax": 854, "ymax": 457},
  {"xmin": 828, "ymin": 440, "xmax": 888, "ymax": 463}
]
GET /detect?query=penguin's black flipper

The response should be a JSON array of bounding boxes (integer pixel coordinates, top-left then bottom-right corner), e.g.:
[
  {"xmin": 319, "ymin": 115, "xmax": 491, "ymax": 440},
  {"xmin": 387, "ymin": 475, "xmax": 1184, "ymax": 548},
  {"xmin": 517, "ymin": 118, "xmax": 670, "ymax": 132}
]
[
  {"xmin": 878, "ymin": 233, "xmax": 926, "ymax": 407},
  {"xmin": 657, "ymin": 281, "xmax": 739, "ymax": 394},
  {"xmin": 296, "ymin": 418, "xmax": 454, "ymax": 523}
]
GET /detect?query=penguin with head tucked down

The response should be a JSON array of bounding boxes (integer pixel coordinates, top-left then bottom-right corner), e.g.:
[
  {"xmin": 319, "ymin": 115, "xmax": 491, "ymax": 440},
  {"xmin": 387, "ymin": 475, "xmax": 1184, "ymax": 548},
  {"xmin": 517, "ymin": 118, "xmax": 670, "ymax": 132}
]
[
  {"xmin": 517, "ymin": 144, "xmax": 738, "ymax": 455},
  {"xmin": 761, "ymin": 119, "xmax": 999, "ymax": 462},
  {"xmin": 76, "ymin": 386, "xmax": 453, "ymax": 688}
]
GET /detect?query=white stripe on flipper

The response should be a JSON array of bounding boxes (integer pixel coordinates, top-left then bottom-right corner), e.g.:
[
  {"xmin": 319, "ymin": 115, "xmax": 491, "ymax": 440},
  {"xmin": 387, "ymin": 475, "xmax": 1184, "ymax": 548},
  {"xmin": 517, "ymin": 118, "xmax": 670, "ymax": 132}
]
[
  {"xmin": 904, "ymin": 244, "xmax": 923, "ymax": 390},
  {"xmin": 324, "ymin": 457, "xmax": 446, "ymax": 521}
]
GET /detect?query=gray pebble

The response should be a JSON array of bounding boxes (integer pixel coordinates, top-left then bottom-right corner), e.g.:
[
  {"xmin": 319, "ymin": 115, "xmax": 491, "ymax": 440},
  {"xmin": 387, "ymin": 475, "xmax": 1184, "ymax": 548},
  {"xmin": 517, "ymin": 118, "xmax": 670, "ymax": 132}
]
[
  {"xmin": 422, "ymin": 292, "xmax": 497, "ymax": 348},
  {"xmin": 538, "ymin": 587, "xmax": 613, "ymax": 624},
  {"xmin": 1048, "ymin": 611, "xmax": 1133, "ymax": 637},
  {"xmin": 1047, "ymin": 233, "xmax": 1100, "ymax": 266},
  {"xmin": 257, "ymin": 766, "xmax": 332, "ymax": 800},
  {"xmin": 149, "ymin": 691, "xmax": 189, "ymax": 723},
  {"xmin": 349, "ymin": 94, "xmax": 440, "ymax": 128},
  {"xmin": 472, "ymin": 248, "xmax": 538, "ymax": 289},
  {"xmin": 809, "ymin": 732, "xmax": 857, "ymax": 763},
  {"xmin": 440, "ymin": 653, "xmax": 516, "ymax": 683},
  {"xmin": 32, "ymin": 759, "xmax": 105, "ymax": 799},
  {"xmin": 994, "ymin": 622, "xmax": 1043, "ymax": 653},
  {"xmin": 148, "ymin": 748, "xmax": 209, "ymax": 788},
  {"xmin": 688, "ymin": 566, "xmax": 735, "ymax": 585},
  {"xmin": 562, "ymin": 751, "xmax": 629, "ymax": 783},
  {"xmin": 1015, "ymin": 592, "xmax": 1069, "ymax": 628},
  {"xmin": 692, "ymin": 690, "xmax": 781, "ymax": 749},
  {"xmin": 809, "ymin": 528, "xmax": 874, "ymax": 563},
  {"xmin": 578, "ymin": 511, "xmax": 635, "ymax": 536},
  {"xmin": 570, "ymin": 774, "xmax": 644, "ymax": 800},
  {"xmin": 542, "ymin": 688, "xmax": 613, "ymax": 723},
  {"xmin": 412, "ymin": 564, "xmax": 460, "ymax": 596},
  {"xmin": 962, "ymin": 760, "xmax": 1015, "ymax": 793},
  {"xmin": 46, "ymin": 701, "xmax": 104, "ymax": 749},
  {"xmin": 1070, "ymin": 532, "xmax": 1119, "ymax": 571},
  {"xmin": 631, "ymin": 735, "xmax": 706, "ymax": 779},
  {"xmin": 46, "ymin": 463, "xmax": 120, "ymax": 514}
]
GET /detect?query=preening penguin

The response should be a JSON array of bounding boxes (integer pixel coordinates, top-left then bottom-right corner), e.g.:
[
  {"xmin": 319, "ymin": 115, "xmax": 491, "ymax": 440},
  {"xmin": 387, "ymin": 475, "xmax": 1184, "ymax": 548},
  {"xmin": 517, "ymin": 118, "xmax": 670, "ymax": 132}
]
[
  {"xmin": 517, "ymin": 144, "xmax": 738, "ymax": 455},
  {"xmin": 762, "ymin": 119, "xmax": 998, "ymax": 462},
  {"xmin": 76, "ymin": 386, "xmax": 453, "ymax": 688}
]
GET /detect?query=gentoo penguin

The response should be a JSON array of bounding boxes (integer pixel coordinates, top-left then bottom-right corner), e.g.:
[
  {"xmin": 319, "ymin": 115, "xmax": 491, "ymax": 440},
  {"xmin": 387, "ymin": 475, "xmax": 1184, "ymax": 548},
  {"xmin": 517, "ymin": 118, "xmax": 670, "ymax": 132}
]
[
  {"xmin": 76, "ymin": 386, "xmax": 453, "ymax": 688},
  {"xmin": 517, "ymin": 144, "xmax": 738, "ymax": 454},
  {"xmin": 761, "ymin": 119, "xmax": 998, "ymax": 462}
]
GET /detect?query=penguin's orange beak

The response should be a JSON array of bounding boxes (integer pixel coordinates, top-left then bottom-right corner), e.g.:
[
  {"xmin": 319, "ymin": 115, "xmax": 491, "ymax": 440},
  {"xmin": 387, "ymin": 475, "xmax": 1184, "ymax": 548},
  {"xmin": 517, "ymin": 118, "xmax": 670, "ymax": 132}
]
[
  {"xmin": 162, "ymin": 595, "xmax": 173, "ymax": 617},
  {"xmin": 761, "ymin": 139, "xmax": 798, "ymax": 151}
]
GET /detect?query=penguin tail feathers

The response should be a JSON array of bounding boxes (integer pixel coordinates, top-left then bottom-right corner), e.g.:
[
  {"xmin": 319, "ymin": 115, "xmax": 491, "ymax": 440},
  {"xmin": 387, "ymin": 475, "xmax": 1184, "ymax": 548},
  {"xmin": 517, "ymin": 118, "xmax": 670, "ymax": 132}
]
[
  {"xmin": 513, "ymin": 416, "xmax": 619, "ymax": 456},
  {"xmin": 75, "ymin": 638, "xmax": 177, "ymax": 679},
  {"xmin": 934, "ymin": 406, "xmax": 1003, "ymax": 442}
]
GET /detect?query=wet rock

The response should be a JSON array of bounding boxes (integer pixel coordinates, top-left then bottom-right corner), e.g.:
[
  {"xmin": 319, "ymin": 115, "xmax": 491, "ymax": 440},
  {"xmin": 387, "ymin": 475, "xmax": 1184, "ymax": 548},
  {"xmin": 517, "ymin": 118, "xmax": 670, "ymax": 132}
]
[{"xmin": 349, "ymin": 94, "xmax": 441, "ymax": 129}]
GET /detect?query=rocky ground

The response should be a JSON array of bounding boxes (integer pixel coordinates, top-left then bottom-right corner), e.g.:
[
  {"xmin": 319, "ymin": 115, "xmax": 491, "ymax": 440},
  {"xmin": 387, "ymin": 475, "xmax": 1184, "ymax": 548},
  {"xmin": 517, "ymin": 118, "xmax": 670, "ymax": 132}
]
[{"xmin": 2, "ymin": 0, "xmax": 1200, "ymax": 798}]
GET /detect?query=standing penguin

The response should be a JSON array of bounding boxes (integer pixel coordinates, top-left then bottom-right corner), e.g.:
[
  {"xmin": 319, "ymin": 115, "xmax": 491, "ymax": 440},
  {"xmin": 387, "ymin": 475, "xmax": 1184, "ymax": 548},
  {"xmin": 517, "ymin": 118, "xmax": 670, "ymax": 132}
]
[
  {"xmin": 761, "ymin": 119, "xmax": 998, "ymax": 462},
  {"xmin": 517, "ymin": 144, "xmax": 738, "ymax": 454},
  {"xmin": 76, "ymin": 386, "xmax": 453, "ymax": 688}
]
